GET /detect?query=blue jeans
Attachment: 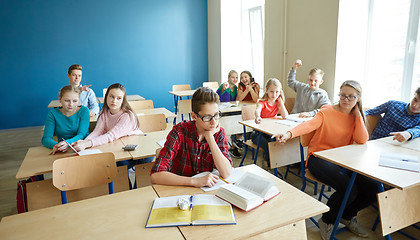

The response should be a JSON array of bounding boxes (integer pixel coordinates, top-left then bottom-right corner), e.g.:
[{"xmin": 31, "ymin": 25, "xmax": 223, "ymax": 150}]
[
  {"xmin": 307, "ymin": 155, "xmax": 378, "ymax": 224},
  {"xmin": 117, "ymin": 157, "xmax": 154, "ymax": 189}
]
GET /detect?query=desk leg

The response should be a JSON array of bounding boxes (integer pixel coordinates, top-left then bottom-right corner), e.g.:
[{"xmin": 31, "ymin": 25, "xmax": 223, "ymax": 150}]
[
  {"xmin": 173, "ymin": 95, "xmax": 178, "ymax": 124},
  {"xmin": 254, "ymin": 131, "xmax": 262, "ymax": 165},
  {"xmin": 330, "ymin": 171, "xmax": 357, "ymax": 240}
]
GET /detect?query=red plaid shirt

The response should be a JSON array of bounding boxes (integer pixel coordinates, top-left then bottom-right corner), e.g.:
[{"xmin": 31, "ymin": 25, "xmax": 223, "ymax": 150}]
[{"xmin": 151, "ymin": 121, "xmax": 232, "ymax": 176}]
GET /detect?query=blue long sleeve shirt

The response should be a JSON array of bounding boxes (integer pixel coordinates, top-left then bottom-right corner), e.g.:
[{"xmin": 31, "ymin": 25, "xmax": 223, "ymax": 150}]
[
  {"xmin": 80, "ymin": 85, "xmax": 100, "ymax": 115},
  {"xmin": 42, "ymin": 106, "xmax": 90, "ymax": 149},
  {"xmin": 365, "ymin": 100, "xmax": 420, "ymax": 140}
]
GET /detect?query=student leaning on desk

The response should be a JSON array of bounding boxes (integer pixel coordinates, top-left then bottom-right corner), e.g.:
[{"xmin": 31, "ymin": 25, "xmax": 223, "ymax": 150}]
[
  {"xmin": 365, "ymin": 86, "xmax": 420, "ymax": 142},
  {"xmin": 42, "ymin": 85, "xmax": 90, "ymax": 155},
  {"xmin": 251, "ymin": 78, "xmax": 288, "ymax": 166},
  {"xmin": 287, "ymin": 59, "xmax": 331, "ymax": 117},
  {"xmin": 150, "ymin": 87, "xmax": 232, "ymax": 187},
  {"xmin": 67, "ymin": 64, "xmax": 100, "ymax": 117},
  {"xmin": 273, "ymin": 80, "xmax": 377, "ymax": 240}
]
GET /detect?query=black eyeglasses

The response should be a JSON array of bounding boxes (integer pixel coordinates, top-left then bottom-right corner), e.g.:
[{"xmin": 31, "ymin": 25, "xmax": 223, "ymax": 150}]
[
  {"xmin": 195, "ymin": 111, "xmax": 222, "ymax": 122},
  {"xmin": 338, "ymin": 94, "xmax": 358, "ymax": 101}
]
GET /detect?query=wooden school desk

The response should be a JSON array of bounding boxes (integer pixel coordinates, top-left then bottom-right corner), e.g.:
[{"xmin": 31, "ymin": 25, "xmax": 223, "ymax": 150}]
[
  {"xmin": 97, "ymin": 94, "xmax": 145, "ymax": 104},
  {"xmin": 0, "ymin": 186, "xmax": 184, "ymax": 240},
  {"xmin": 314, "ymin": 137, "xmax": 420, "ymax": 239},
  {"xmin": 239, "ymin": 117, "xmax": 304, "ymax": 169},
  {"xmin": 16, "ymin": 140, "xmax": 132, "ymax": 179},
  {"xmin": 120, "ymin": 128, "xmax": 171, "ymax": 160},
  {"xmin": 218, "ymin": 101, "xmax": 256, "ymax": 136},
  {"xmin": 153, "ymin": 164, "xmax": 329, "ymax": 239},
  {"xmin": 135, "ymin": 107, "xmax": 176, "ymax": 119}
]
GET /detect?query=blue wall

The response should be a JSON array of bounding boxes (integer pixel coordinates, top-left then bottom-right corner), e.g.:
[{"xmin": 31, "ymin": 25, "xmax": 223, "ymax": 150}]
[{"xmin": 0, "ymin": 0, "xmax": 208, "ymax": 130}]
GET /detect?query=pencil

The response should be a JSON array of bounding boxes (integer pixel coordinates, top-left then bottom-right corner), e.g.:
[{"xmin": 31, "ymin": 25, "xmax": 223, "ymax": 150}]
[{"xmin": 219, "ymin": 177, "xmax": 229, "ymax": 184}]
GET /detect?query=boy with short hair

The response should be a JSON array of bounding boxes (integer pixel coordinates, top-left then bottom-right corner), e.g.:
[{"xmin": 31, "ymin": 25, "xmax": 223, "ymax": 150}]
[
  {"xmin": 365, "ymin": 87, "xmax": 420, "ymax": 142},
  {"xmin": 67, "ymin": 64, "xmax": 100, "ymax": 116},
  {"xmin": 287, "ymin": 60, "xmax": 331, "ymax": 117},
  {"xmin": 151, "ymin": 87, "xmax": 232, "ymax": 187}
]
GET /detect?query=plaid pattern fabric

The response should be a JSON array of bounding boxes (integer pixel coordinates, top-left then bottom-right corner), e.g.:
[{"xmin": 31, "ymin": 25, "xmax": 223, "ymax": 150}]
[
  {"xmin": 151, "ymin": 121, "xmax": 232, "ymax": 176},
  {"xmin": 365, "ymin": 100, "xmax": 420, "ymax": 140}
]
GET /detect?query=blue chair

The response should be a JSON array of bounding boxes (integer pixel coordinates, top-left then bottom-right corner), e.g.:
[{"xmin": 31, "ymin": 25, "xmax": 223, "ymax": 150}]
[{"xmin": 52, "ymin": 152, "xmax": 117, "ymax": 204}]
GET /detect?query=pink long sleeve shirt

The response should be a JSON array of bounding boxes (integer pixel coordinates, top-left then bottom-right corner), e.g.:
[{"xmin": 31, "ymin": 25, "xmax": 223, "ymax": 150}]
[{"xmin": 86, "ymin": 109, "xmax": 142, "ymax": 147}]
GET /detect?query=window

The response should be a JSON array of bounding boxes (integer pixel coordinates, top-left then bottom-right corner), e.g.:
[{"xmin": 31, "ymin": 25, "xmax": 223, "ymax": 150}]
[
  {"xmin": 221, "ymin": 0, "xmax": 265, "ymax": 88},
  {"xmin": 335, "ymin": 0, "xmax": 420, "ymax": 106}
]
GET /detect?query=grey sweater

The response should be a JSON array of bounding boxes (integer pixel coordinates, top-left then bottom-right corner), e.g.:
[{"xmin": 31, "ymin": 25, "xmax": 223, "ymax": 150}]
[{"xmin": 287, "ymin": 69, "xmax": 331, "ymax": 116}]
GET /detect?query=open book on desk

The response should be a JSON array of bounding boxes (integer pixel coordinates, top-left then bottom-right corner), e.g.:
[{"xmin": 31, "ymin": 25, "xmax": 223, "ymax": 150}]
[
  {"xmin": 215, "ymin": 172, "xmax": 280, "ymax": 211},
  {"xmin": 378, "ymin": 152, "xmax": 419, "ymax": 172},
  {"xmin": 145, "ymin": 194, "xmax": 236, "ymax": 228},
  {"xmin": 192, "ymin": 168, "xmax": 244, "ymax": 192}
]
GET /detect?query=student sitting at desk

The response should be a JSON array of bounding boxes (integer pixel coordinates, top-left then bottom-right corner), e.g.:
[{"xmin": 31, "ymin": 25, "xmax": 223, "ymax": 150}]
[
  {"xmin": 287, "ymin": 59, "xmax": 330, "ymax": 117},
  {"xmin": 252, "ymin": 78, "xmax": 288, "ymax": 166},
  {"xmin": 216, "ymin": 70, "xmax": 238, "ymax": 102},
  {"xmin": 42, "ymin": 85, "xmax": 90, "ymax": 155},
  {"xmin": 72, "ymin": 83, "xmax": 143, "ymax": 151},
  {"xmin": 274, "ymin": 80, "xmax": 377, "ymax": 240},
  {"xmin": 151, "ymin": 87, "xmax": 232, "ymax": 187},
  {"xmin": 67, "ymin": 64, "xmax": 100, "ymax": 116},
  {"xmin": 365, "ymin": 87, "xmax": 420, "ymax": 142}
]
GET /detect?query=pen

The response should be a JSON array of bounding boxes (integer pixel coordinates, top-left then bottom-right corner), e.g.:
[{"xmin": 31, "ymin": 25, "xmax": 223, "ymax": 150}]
[
  {"xmin": 190, "ymin": 196, "xmax": 193, "ymax": 211},
  {"xmin": 219, "ymin": 177, "xmax": 229, "ymax": 184}
]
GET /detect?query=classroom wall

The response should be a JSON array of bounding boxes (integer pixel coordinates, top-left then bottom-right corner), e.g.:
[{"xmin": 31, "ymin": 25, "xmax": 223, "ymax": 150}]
[
  {"xmin": 0, "ymin": 0, "xmax": 208, "ymax": 130},
  {"xmin": 264, "ymin": 0, "xmax": 339, "ymax": 98}
]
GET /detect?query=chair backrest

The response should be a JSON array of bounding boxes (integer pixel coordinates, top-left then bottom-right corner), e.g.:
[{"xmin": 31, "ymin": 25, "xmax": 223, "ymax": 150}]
[
  {"xmin": 203, "ymin": 81, "xmax": 219, "ymax": 89},
  {"xmin": 52, "ymin": 152, "xmax": 117, "ymax": 191},
  {"xmin": 241, "ymin": 104, "xmax": 257, "ymax": 121},
  {"xmin": 103, "ymin": 88, "xmax": 107, "ymax": 98},
  {"xmin": 300, "ymin": 131, "xmax": 316, "ymax": 147},
  {"xmin": 129, "ymin": 100, "xmax": 154, "ymax": 110},
  {"xmin": 137, "ymin": 113, "xmax": 167, "ymax": 133},
  {"xmin": 366, "ymin": 114, "xmax": 382, "ymax": 137},
  {"xmin": 284, "ymin": 98, "xmax": 295, "ymax": 113},
  {"xmin": 172, "ymin": 84, "xmax": 191, "ymax": 91},
  {"xmin": 178, "ymin": 99, "xmax": 192, "ymax": 114},
  {"xmin": 134, "ymin": 148, "xmax": 162, "ymax": 188}
]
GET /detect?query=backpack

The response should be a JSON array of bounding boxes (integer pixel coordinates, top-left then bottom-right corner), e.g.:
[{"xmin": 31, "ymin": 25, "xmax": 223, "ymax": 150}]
[{"xmin": 17, "ymin": 176, "xmax": 36, "ymax": 213}]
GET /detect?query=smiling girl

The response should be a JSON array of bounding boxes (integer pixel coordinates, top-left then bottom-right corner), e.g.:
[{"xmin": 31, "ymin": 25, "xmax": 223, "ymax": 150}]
[
  {"xmin": 236, "ymin": 70, "xmax": 260, "ymax": 102},
  {"xmin": 42, "ymin": 85, "xmax": 90, "ymax": 155}
]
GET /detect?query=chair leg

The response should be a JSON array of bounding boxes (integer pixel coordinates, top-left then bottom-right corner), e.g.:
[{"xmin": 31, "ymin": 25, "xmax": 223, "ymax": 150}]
[
  {"xmin": 274, "ymin": 168, "xmax": 283, "ymax": 179},
  {"xmin": 61, "ymin": 191, "xmax": 67, "ymax": 204},
  {"xmin": 108, "ymin": 182, "xmax": 114, "ymax": 194},
  {"xmin": 239, "ymin": 146, "xmax": 248, "ymax": 167},
  {"xmin": 318, "ymin": 184, "xmax": 326, "ymax": 201}
]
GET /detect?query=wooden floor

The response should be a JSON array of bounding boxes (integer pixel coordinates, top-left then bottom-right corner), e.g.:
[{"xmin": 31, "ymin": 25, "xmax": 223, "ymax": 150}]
[{"xmin": 1, "ymin": 126, "xmax": 419, "ymax": 239}]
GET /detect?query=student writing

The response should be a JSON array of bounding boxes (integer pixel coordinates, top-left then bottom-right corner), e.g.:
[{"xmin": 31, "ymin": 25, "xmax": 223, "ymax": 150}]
[
  {"xmin": 287, "ymin": 59, "xmax": 330, "ymax": 117},
  {"xmin": 150, "ymin": 87, "xmax": 232, "ymax": 187},
  {"xmin": 42, "ymin": 85, "xmax": 90, "ymax": 155},
  {"xmin": 273, "ymin": 80, "xmax": 376, "ymax": 240},
  {"xmin": 67, "ymin": 64, "xmax": 100, "ymax": 116},
  {"xmin": 365, "ymin": 87, "xmax": 420, "ymax": 142}
]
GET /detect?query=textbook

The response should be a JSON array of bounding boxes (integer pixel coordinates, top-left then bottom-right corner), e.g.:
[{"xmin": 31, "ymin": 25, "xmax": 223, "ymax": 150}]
[
  {"xmin": 192, "ymin": 168, "xmax": 245, "ymax": 192},
  {"xmin": 145, "ymin": 194, "xmax": 236, "ymax": 228},
  {"xmin": 215, "ymin": 172, "xmax": 280, "ymax": 211},
  {"xmin": 378, "ymin": 152, "xmax": 419, "ymax": 172}
]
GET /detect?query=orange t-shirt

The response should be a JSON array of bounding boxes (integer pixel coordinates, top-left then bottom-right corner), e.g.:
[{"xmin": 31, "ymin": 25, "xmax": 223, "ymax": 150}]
[
  {"xmin": 258, "ymin": 99, "xmax": 280, "ymax": 118},
  {"xmin": 289, "ymin": 105, "xmax": 368, "ymax": 163}
]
